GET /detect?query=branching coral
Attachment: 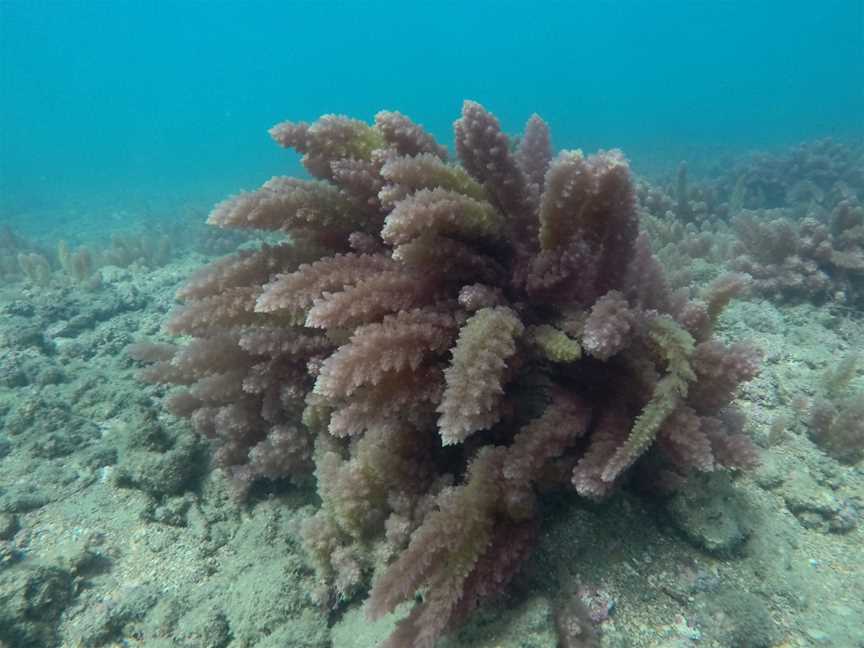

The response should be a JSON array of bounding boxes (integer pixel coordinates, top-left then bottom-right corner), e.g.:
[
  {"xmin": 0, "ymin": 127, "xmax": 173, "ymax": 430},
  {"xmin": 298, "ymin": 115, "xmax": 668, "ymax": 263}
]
[
  {"xmin": 134, "ymin": 102, "xmax": 759, "ymax": 647},
  {"xmin": 731, "ymin": 199, "xmax": 864, "ymax": 304},
  {"xmin": 808, "ymin": 354, "xmax": 864, "ymax": 464},
  {"xmin": 1, "ymin": 226, "xmax": 46, "ymax": 281},
  {"xmin": 716, "ymin": 138, "xmax": 864, "ymax": 212}
]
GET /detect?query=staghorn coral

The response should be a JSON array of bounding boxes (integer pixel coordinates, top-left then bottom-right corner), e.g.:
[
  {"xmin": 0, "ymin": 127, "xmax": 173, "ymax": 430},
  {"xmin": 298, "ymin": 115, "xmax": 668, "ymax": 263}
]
[
  {"xmin": 634, "ymin": 174, "xmax": 736, "ymax": 290},
  {"xmin": 715, "ymin": 138, "xmax": 864, "ymax": 212},
  {"xmin": 99, "ymin": 231, "xmax": 173, "ymax": 268},
  {"xmin": 631, "ymin": 138, "xmax": 864, "ymax": 300},
  {"xmin": 16, "ymin": 251, "xmax": 53, "ymax": 286},
  {"xmin": 808, "ymin": 354, "xmax": 864, "ymax": 464},
  {"xmin": 1, "ymin": 226, "xmax": 41, "ymax": 281},
  {"xmin": 135, "ymin": 102, "xmax": 760, "ymax": 647},
  {"xmin": 730, "ymin": 199, "xmax": 864, "ymax": 305},
  {"xmin": 57, "ymin": 240, "xmax": 101, "ymax": 287},
  {"xmin": 437, "ymin": 306, "xmax": 524, "ymax": 445}
]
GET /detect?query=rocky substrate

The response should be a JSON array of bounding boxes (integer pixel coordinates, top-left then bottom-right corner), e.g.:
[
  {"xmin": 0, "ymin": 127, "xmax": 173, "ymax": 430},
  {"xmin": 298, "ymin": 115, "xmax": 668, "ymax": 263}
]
[{"xmin": 1, "ymin": 259, "xmax": 862, "ymax": 648}]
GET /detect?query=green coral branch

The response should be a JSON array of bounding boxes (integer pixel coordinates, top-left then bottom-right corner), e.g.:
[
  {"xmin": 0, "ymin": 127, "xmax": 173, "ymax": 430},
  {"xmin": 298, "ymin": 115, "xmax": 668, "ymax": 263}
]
[
  {"xmin": 528, "ymin": 324, "xmax": 582, "ymax": 363},
  {"xmin": 601, "ymin": 315, "xmax": 696, "ymax": 482}
]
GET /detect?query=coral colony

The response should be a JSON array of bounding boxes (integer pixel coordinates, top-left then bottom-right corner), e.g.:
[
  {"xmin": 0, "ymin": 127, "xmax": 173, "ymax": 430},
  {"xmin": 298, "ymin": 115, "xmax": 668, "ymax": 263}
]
[{"xmin": 132, "ymin": 102, "xmax": 760, "ymax": 647}]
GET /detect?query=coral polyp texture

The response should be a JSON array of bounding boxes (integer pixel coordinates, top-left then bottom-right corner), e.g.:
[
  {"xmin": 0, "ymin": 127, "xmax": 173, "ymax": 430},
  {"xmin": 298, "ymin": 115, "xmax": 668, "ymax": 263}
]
[{"xmin": 136, "ymin": 101, "xmax": 760, "ymax": 647}]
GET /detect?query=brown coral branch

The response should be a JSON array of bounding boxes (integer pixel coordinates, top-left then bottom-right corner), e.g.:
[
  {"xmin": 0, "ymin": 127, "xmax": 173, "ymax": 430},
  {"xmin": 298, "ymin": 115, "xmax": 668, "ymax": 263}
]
[{"xmin": 315, "ymin": 308, "xmax": 456, "ymax": 399}]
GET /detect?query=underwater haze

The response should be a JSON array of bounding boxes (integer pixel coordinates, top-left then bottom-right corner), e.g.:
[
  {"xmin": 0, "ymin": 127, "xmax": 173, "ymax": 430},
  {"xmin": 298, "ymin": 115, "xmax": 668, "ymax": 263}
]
[
  {"xmin": 1, "ymin": 0, "xmax": 862, "ymax": 222},
  {"xmin": 2, "ymin": 2, "xmax": 864, "ymax": 648}
]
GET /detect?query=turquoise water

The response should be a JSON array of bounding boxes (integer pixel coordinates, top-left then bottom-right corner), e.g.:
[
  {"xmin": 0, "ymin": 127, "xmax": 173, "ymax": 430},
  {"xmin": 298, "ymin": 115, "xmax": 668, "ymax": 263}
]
[
  {"xmin": 2, "ymin": 4, "xmax": 864, "ymax": 647},
  {"xmin": 2, "ymin": 0, "xmax": 862, "ymax": 223}
]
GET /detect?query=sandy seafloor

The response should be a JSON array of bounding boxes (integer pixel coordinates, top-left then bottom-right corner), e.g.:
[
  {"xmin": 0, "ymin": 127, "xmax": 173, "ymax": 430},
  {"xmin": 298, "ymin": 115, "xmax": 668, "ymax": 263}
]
[{"xmin": 0, "ymin": 244, "xmax": 862, "ymax": 648}]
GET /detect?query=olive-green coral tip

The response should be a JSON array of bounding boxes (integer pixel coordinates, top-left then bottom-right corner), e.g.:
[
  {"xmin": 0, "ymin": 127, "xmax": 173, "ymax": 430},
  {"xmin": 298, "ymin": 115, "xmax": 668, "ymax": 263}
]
[{"xmin": 529, "ymin": 324, "xmax": 582, "ymax": 363}]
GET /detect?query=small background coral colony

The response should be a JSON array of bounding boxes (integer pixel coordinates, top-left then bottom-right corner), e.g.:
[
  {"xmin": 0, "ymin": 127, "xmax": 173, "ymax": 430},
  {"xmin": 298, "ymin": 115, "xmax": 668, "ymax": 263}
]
[{"xmin": 0, "ymin": 102, "xmax": 862, "ymax": 648}]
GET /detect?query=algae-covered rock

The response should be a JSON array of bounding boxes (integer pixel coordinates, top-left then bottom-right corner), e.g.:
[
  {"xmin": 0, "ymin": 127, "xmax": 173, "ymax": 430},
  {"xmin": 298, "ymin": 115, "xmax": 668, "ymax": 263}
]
[
  {"xmin": 113, "ymin": 408, "xmax": 206, "ymax": 498},
  {"xmin": 696, "ymin": 588, "xmax": 780, "ymax": 648},
  {"xmin": 0, "ymin": 564, "xmax": 74, "ymax": 647},
  {"xmin": 782, "ymin": 469, "xmax": 844, "ymax": 532},
  {"xmin": 67, "ymin": 583, "xmax": 160, "ymax": 646},
  {"xmin": 665, "ymin": 474, "xmax": 752, "ymax": 555},
  {"xmin": 0, "ymin": 513, "xmax": 18, "ymax": 540}
]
